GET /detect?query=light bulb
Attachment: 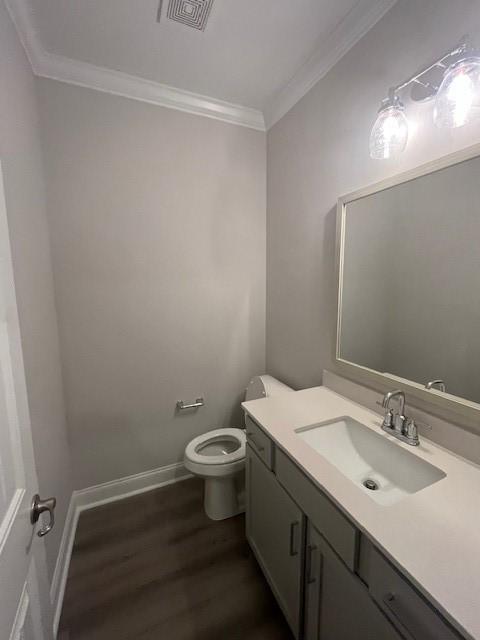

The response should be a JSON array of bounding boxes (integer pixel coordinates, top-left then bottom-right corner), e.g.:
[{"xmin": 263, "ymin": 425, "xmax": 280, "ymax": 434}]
[
  {"xmin": 434, "ymin": 57, "xmax": 480, "ymax": 128},
  {"xmin": 369, "ymin": 97, "xmax": 409, "ymax": 160}
]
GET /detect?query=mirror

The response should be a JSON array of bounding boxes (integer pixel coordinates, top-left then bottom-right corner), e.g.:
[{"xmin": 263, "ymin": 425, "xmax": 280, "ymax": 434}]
[{"xmin": 337, "ymin": 152, "xmax": 480, "ymax": 408}]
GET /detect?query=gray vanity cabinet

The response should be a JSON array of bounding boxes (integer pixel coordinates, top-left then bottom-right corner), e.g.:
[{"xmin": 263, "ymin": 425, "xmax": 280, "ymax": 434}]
[
  {"xmin": 304, "ymin": 523, "xmax": 403, "ymax": 640},
  {"xmin": 246, "ymin": 444, "xmax": 305, "ymax": 639},
  {"xmin": 367, "ymin": 545, "xmax": 462, "ymax": 640},
  {"xmin": 245, "ymin": 416, "xmax": 466, "ymax": 640}
]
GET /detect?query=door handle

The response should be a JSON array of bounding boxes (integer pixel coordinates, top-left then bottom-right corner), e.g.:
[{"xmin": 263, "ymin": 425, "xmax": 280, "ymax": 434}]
[
  {"xmin": 306, "ymin": 544, "xmax": 318, "ymax": 583},
  {"xmin": 30, "ymin": 494, "xmax": 56, "ymax": 537},
  {"xmin": 289, "ymin": 520, "xmax": 300, "ymax": 556},
  {"xmin": 382, "ymin": 593, "xmax": 417, "ymax": 640}
]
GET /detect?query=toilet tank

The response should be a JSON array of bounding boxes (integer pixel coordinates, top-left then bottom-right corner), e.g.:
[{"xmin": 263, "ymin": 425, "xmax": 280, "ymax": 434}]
[{"xmin": 245, "ymin": 374, "xmax": 293, "ymax": 402}]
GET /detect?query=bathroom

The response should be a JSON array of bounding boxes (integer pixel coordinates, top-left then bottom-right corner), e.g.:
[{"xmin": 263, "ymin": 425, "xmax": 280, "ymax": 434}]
[{"xmin": 1, "ymin": 0, "xmax": 480, "ymax": 638}]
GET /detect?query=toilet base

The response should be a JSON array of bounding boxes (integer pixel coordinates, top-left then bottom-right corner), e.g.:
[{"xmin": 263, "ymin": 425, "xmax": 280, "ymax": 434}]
[{"xmin": 204, "ymin": 475, "xmax": 244, "ymax": 521}]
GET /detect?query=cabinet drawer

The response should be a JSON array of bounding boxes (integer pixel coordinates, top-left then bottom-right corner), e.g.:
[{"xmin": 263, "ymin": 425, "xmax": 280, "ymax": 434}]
[
  {"xmin": 369, "ymin": 547, "xmax": 462, "ymax": 640},
  {"xmin": 276, "ymin": 448, "xmax": 357, "ymax": 570},
  {"xmin": 245, "ymin": 415, "xmax": 274, "ymax": 470}
]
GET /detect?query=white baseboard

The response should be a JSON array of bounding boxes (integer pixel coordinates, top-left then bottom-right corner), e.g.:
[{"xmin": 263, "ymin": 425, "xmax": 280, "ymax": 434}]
[
  {"xmin": 49, "ymin": 495, "xmax": 78, "ymax": 638},
  {"xmin": 74, "ymin": 462, "xmax": 191, "ymax": 511},
  {"xmin": 50, "ymin": 462, "xmax": 191, "ymax": 637}
]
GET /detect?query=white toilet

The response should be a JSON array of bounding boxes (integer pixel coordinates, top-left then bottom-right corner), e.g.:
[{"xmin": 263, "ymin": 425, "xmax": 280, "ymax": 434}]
[{"xmin": 184, "ymin": 375, "xmax": 293, "ymax": 520}]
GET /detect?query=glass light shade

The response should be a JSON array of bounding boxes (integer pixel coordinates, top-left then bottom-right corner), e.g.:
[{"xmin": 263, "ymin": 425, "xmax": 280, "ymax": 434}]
[
  {"xmin": 434, "ymin": 57, "xmax": 480, "ymax": 128},
  {"xmin": 369, "ymin": 103, "xmax": 409, "ymax": 160}
]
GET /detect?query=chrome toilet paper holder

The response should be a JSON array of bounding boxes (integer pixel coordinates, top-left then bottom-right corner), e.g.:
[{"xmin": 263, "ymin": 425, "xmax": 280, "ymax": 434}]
[{"xmin": 176, "ymin": 397, "xmax": 204, "ymax": 411}]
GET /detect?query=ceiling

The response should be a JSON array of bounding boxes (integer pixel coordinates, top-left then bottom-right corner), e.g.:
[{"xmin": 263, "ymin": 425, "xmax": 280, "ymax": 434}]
[{"xmin": 8, "ymin": 0, "xmax": 396, "ymax": 129}]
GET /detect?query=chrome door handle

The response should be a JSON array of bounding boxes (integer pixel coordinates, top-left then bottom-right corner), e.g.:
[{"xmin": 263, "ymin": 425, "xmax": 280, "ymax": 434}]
[
  {"xmin": 382, "ymin": 593, "xmax": 417, "ymax": 640},
  {"xmin": 30, "ymin": 494, "xmax": 56, "ymax": 537},
  {"xmin": 306, "ymin": 544, "xmax": 318, "ymax": 583},
  {"xmin": 289, "ymin": 521, "xmax": 300, "ymax": 556}
]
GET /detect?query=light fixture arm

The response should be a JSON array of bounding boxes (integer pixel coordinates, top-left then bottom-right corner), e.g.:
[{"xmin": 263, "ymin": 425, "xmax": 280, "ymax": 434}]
[
  {"xmin": 392, "ymin": 37, "xmax": 471, "ymax": 96},
  {"xmin": 377, "ymin": 87, "xmax": 403, "ymax": 113}
]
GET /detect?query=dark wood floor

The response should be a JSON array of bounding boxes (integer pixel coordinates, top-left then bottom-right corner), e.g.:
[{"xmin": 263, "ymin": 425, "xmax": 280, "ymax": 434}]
[{"xmin": 58, "ymin": 477, "xmax": 293, "ymax": 640}]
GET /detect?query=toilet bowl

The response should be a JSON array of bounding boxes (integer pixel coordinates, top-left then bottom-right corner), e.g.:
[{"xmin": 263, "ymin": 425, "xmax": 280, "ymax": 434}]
[
  {"xmin": 184, "ymin": 428, "xmax": 246, "ymax": 520},
  {"xmin": 184, "ymin": 375, "xmax": 293, "ymax": 520}
]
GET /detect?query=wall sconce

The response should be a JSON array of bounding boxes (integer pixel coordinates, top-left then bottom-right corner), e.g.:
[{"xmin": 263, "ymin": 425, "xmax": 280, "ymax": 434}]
[
  {"xmin": 370, "ymin": 90, "xmax": 408, "ymax": 160},
  {"xmin": 370, "ymin": 37, "xmax": 480, "ymax": 160}
]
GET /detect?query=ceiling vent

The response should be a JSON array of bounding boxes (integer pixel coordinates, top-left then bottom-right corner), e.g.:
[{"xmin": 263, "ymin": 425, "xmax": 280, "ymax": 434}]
[{"xmin": 158, "ymin": 0, "xmax": 215, "ymax": 31}]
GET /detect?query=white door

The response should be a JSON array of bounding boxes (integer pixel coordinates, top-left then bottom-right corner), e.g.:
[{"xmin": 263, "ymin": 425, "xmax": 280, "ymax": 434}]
[{"xmin": 0, "ymin": 163, "xmax": 55, "ymax": 640}]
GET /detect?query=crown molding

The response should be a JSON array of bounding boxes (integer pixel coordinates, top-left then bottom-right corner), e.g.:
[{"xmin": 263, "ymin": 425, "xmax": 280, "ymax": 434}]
[
  {"xmin": 6, "ymin": 0, "xmax": 395, "ymax": 133},
  {"xmin": 264, "ymin": 0, "xmax": 397, "ymax": 129},
  {"xmin": 35, "ymin": 52, "xmax": 266, "ymax": 131},
  {"xmin": 5, "ymin": 0, "xmax": 265, "ymax": 131}
]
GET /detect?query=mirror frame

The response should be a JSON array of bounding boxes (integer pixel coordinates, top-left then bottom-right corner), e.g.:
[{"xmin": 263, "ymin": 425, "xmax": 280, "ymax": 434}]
[{"xmin": 335, "ymin": 142, "xmax": 480, "ymax": 430}]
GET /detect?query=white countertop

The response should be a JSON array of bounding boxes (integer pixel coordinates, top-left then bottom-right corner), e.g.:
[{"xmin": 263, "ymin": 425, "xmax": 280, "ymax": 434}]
[{"xmin": 242, "ymin": 385, "xmax": 480, "ymax": 640}]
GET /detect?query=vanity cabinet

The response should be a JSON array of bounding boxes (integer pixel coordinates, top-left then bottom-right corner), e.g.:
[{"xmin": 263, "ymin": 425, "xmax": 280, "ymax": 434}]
[
  {"xmin": 245, "ymin": 415, "xmax": 274, "ymax": 469},
  {"xmin": 367, "ymin": 545, "xmax": 461, "ymax": 640},
  {"xmin": 246, "ymin": 444, "xmax": 305, "ymax": 638},
  {"xmin": 304, "ymin": 523, "xmax": 402, "ymax": 640},
  {"xmin": 245, "ymin": 415, "xmax": 466, "ymax": 640},
  {"xmin": 276, "ymin": 448, "xmax": 356, "ymax": 571}
]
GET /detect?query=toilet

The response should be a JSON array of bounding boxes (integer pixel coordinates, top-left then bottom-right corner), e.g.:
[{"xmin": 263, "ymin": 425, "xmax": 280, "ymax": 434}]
[{"xmin": 184, "ymin": 375, "xmax": 293, "ymax": 520}]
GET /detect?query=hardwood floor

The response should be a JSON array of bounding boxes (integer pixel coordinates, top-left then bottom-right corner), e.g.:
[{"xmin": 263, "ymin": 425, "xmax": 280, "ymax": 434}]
[{"xmin": 59, "ymin": 477, "xmax": 293, "ymax": 640}]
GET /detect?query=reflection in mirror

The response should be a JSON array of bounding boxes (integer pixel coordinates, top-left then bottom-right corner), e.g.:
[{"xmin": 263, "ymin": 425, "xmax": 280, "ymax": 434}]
[{"xmin": 339, "ymin": 154, "xmax": 480, "ymax": 406}]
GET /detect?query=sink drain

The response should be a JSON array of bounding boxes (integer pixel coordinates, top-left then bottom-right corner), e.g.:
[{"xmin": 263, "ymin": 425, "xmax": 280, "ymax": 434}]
[{"xmin": 363, "ymin": 478, "xmax": 379, "ymax": 491}]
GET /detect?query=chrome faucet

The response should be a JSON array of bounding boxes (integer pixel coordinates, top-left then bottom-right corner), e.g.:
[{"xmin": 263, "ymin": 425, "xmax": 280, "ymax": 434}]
[
  {"xmin": 382, "ymin": 390, "xmax": 405, "ymax": 430},
  {"xmin": 426, "ymin": 379, "xmax": 446, "ymax": 392},
  {"xmin": 380, "ymin": 389, "xmax": 419, "ymax": 446}
]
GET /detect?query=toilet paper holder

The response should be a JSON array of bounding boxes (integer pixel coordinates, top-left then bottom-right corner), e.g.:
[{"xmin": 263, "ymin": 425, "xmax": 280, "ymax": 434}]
[{"xmin": 176, "ymin": 397, "xmax": 204, "ymax": 411}]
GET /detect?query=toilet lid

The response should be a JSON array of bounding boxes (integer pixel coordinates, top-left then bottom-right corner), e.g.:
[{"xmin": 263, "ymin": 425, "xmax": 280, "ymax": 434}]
[{"xmin": 185, "ymin": 428, "xmax": 246, "ymax": 465}]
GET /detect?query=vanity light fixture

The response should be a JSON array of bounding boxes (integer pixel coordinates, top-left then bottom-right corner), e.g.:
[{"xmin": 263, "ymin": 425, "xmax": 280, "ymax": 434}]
[
  {"xmin": 369, "ymin": 90, "xmax": 409, "ymax": 160},
  {"xmin": 434, "ymin": 56, "xmax": 480, "ymax": 128},
  {"xmin": 370, "ymin": 37, "xmax": 480, "ymax": 159}
]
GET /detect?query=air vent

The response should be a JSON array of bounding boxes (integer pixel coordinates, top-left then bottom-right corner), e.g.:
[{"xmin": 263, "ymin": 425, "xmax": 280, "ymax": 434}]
[{"xmin": 158, "ymin": 0, "xmax": 215, "ymax": 31}]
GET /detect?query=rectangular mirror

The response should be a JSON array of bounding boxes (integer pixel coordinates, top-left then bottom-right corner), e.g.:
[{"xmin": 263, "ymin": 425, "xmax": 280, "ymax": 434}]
[{"xmin": 337, "ymin": 148, "xmax": 480, "ymax": 412}]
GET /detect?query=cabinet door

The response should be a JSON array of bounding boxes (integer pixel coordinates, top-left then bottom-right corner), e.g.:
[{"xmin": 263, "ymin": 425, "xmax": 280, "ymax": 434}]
[
  {"xmin": 304, "ymin": 523, "xmax": 323, "ymax": 640},
  {"xmin": 246, "ymin": 445, "xmax": 304, "ymax": 638},
  {"xmin": 304, "ymin": 524, "xmax": 403, "ymax": 640}
]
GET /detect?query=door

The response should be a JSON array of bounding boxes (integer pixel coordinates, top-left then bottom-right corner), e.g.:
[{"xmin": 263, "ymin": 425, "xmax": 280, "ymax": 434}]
[
  {"xmin": 304, "ymin": 522, "xmax": 323, "ymax": 640},
  {"xmin": 0, "ymin": 164, "xmax": 55, "ymax": 640},
  {"xmin": 246, "ymin": 445, "xmax": 304, "ymax": 638},
  {"xmin": 304, "ymin": 523, "xmax": 402, "ymax": 640}
]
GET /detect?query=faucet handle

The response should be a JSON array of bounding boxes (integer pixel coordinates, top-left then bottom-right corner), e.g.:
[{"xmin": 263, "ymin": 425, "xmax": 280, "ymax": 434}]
[
  {"xmin": 376, "ymin": 400, "xmax": 394, "ymax": 428},
  {"xmin": 405, "ymin": 418, "xmax": 419, "ymax": 444},
  {"xmin": 382, "ymin": 408, "xmax": 394, "ymax": 428}
]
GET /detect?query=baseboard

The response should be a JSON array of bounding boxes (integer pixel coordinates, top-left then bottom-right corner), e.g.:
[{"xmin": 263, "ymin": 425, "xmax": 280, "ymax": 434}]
[
  {"xmin": 50, "ymin": 462, "xmax": 191, "ymax": 637},
  {"xmin": 74, "ymin": 461, "xmax": 191, "ymax": 512},
  {"xmin": 49, "ymin": 494, "xmax": 78, "ymax": 638}
]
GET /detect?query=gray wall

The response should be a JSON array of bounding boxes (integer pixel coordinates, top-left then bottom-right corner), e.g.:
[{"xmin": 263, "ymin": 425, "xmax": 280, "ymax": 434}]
[
  {"xmin": 0, "ymin": 2, "xmax": 73, "ymax": 579},
  {"xmin": 37, "ymin": 80, "xmax": 266, "ymax": 489},
  {"xmin": 266, "ymin": 0, "xmax": 480, "ymax": 391}
]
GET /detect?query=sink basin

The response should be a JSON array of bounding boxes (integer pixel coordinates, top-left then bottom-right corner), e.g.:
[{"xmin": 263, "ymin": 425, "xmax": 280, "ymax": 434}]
[{"xmin": 295, "ymin": 416, "xmax": 445, "ymax": 506}]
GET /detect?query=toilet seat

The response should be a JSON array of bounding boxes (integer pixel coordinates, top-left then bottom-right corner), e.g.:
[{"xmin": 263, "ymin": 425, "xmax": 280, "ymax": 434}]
[{"xmin": 185, "ymin": 428, "xmax": 246, "ymax": 466}]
